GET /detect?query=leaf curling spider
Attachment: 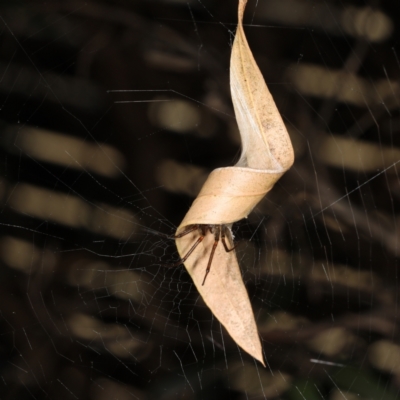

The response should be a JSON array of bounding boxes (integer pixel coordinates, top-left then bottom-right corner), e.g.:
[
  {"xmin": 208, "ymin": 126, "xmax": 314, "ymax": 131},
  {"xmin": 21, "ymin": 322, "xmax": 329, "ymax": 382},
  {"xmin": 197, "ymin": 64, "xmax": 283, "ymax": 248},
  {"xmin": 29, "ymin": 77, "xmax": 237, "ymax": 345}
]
[{"xmin": 169, "ymin": 224, "xmax": 238, "ymax": 286}]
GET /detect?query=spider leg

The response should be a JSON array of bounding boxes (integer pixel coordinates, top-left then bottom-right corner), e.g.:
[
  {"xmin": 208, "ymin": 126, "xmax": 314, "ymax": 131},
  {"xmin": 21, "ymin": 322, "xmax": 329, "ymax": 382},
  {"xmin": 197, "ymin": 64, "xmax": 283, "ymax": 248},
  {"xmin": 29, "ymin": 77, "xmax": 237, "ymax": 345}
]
[
  {"xmin": 202, "ymin": 227, "xmax": 220, "ymax": 286},
  {"xmin": 221, "ymin": 227, "xmax": 238, "ymax": 252},
  {"xmin": 172, "ymin": 224, "xmax": 200, "ymax": 239},
  {"xmin": 165, "ymin": 226, "xmax": 206, "ymax": 267}
]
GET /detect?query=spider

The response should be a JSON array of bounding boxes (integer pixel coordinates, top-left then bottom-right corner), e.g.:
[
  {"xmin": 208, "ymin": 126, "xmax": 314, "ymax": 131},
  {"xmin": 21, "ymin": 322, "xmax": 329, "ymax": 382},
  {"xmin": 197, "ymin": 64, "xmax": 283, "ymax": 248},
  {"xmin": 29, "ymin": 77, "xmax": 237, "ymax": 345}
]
[{"xmin": 169, "ymin": 224, "xmax": 238, "ymax": 285}]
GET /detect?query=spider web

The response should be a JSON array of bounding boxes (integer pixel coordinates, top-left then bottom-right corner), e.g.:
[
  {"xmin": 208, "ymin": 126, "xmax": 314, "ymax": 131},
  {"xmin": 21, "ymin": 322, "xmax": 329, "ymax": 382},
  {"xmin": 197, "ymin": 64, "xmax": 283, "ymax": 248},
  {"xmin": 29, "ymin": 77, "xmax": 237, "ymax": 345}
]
[{"xmin": 0, "ymin": 0, "xmax": 399, "ymax": 399}]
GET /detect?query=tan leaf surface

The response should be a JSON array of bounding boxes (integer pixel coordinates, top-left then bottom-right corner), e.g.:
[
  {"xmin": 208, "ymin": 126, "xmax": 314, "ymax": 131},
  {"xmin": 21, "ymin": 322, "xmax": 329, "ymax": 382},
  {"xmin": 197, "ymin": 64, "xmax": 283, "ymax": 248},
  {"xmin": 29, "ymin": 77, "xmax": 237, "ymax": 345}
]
[{"xmin": 175, "ymin": 0, "xmax": 294, "ymax": 365}]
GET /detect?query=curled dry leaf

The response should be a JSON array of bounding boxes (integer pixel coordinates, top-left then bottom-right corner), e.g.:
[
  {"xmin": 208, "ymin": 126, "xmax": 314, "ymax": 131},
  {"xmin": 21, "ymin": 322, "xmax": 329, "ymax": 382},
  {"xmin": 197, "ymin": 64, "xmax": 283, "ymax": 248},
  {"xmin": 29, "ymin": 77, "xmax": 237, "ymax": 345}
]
[{"xmin": 175, "ymin": 0, "xmax": 294, "ymax": 365}]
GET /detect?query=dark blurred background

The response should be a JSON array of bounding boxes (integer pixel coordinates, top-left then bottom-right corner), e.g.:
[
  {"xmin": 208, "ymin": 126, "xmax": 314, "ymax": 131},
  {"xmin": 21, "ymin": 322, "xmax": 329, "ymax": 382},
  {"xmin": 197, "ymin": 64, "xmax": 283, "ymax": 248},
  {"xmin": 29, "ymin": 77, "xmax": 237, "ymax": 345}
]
[{"xmin": 0, "ymin": 0, "xmax": 400, "ymax": 399}]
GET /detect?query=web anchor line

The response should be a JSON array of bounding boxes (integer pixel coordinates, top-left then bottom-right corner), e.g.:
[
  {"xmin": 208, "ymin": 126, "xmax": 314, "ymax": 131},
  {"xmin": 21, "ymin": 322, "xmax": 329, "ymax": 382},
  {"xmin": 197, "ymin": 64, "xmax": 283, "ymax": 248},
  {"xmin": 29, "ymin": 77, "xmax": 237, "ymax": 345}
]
[{"xmin": 310, "ymin": 158, "xmax": 400, "ymax": 219}]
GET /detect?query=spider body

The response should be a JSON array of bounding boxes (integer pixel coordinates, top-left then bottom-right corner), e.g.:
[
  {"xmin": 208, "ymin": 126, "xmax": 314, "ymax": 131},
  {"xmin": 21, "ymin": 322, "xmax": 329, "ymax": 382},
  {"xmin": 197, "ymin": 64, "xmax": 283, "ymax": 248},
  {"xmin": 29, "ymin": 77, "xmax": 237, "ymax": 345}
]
[{"xmin": 172, "ymin": 224, "xmax": 237, "ymax": 285}]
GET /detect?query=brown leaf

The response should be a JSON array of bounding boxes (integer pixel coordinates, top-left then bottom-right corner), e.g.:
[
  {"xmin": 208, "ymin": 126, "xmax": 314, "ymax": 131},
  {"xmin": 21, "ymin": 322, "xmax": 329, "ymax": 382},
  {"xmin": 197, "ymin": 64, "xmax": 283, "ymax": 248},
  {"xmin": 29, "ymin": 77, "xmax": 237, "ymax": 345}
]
[{"xmin": 175, "ymin": 0, "xmax": 294, "ymax": 365}]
